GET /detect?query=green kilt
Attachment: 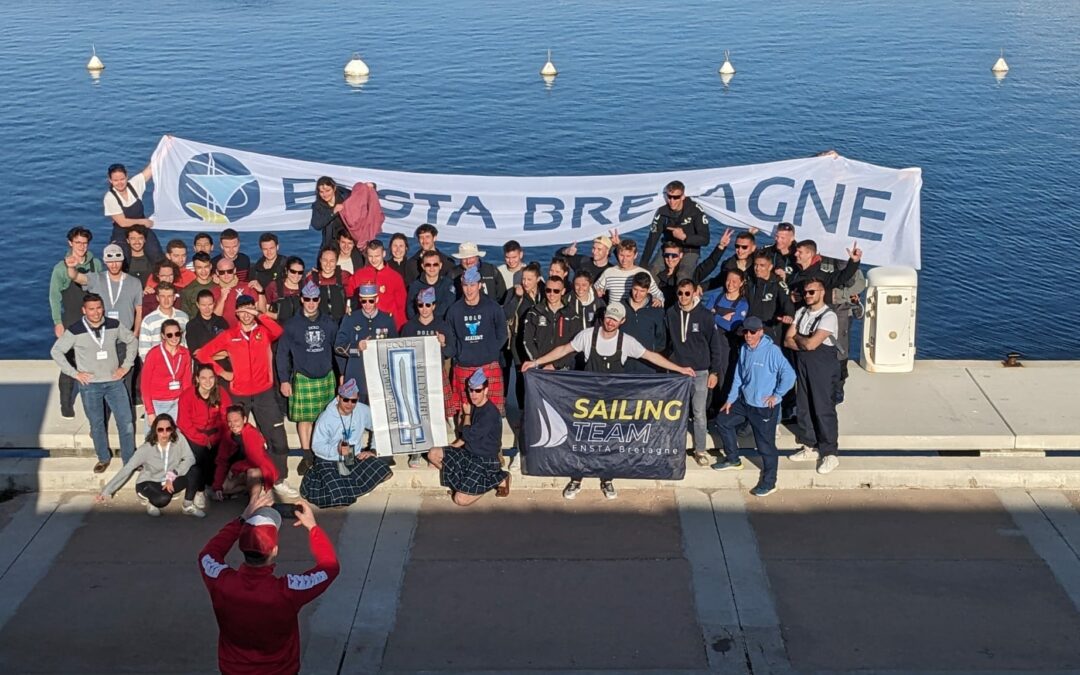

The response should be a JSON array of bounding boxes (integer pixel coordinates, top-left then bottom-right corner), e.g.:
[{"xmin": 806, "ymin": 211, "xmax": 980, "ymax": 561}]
[{"xmin": 289, "ymin": 372, "xmax": 336, "ymax": 422}]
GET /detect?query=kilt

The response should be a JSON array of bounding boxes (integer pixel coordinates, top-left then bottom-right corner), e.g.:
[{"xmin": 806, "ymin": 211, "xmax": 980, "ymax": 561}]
[
  {"xmin": 289, "ymin": 372, "xmax": 336, "ymax": 423},
  {"xmin": 300, "ymin": 455, "xmax": 392, "ymax": 508},
  {"xmin": 440, "ymin": 447, "xmax": 507, "ymax": 496},
  {"xmin": 448, "ymin": 362, "xmax": 505, "ymax": 417}
]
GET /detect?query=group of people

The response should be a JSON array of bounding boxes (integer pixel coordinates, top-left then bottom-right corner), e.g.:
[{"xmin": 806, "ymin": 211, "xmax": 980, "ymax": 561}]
[{"xmin": 49, "ymin": 163, "xmax": 865, "ymax": 514}]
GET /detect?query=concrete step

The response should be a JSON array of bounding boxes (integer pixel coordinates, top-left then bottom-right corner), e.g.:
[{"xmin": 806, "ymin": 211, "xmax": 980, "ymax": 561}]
[{"xmin": 5, "ymin": 454, "xmax": 1080, "ymax": 493}]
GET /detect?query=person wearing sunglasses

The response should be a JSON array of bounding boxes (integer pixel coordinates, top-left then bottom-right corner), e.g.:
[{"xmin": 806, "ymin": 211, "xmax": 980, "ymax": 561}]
[
  {"xmin": 665, "ymin": 279, "xmax": 726, "ymax": 466},
  {"xmin": 300, "ymin": 378, "xmax": 392, "ymax": 508},
  {"xmin": 401, "ymin": 287, "xmax": 456, "ymax": 468},
  {"xmin": 641, "ymin": 179, "xmax": 711, "ymax": 275},
  {"xmin": 334, "ymin": 284, "xmax": 398, "ymax": 405},
  {"xmin": 211, "ymin": 256, "xmax": 264, "ymax": 328},
  {"xmin": 140, "ymin": 318, "xmax": 192, "ymax": 433},
  {"xmin": 404, "ymin": 223, "xmax": 452, "ymax": 286},
  {"xmin": 427, "ymin": 369, "xmax": 511, "ymax": 505},
  {"xmin": 137, "ymin": 282, "xmax": 190, "ymax": 359},
  {"xmin": 263, "ymin": 256, "xmax": 307, "ymax": 325},
  {"xmin": 784, "ymin": 278, "xmax": 842, "ymax": 475},
  {"xmin": 277, "ymin": 280, "xmax": 340, "ymax": 475},
  {"xmin": 346, "ymin": 239, "xmax": 407, "ymax": 329},
  {"xmin": 96, "ymin": 413, "xmax": 205, "ymax": 517},
  {"xmin": 405, "ymin": 249, "xmax": 456, "ymax": 321}
]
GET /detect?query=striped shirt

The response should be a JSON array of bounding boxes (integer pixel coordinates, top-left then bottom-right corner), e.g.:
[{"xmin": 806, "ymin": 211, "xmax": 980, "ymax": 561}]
[
  {"xmin": 593, "ymin": 266, "xmax": 663, "ymax": 305},
  {"xmin": 138, "ymin": 308, "xmax": 190, "ymax": 358}
]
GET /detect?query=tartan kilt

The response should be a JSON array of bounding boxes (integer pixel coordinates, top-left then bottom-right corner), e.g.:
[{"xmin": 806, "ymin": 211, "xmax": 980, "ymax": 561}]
[
  {"xmin": 288, "ymin": 372, "xmax": 336, "ymax": 423},
  {"xmin": 448, "ymin": 362, "xmax": 505, "ymax": 417},
  {"xmin": 439, "ymin": 447, "xmax": 507, "ymax": 496},
  {"xmin": 300, "ymin": 456, "xmax": 392, "ymax": 508}
]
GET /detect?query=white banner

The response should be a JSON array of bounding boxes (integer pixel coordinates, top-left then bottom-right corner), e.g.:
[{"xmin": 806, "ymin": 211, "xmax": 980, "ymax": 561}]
[
  {"xmin": 363, "ymin": 336, "xmax": 449, "ymax": 456},
  {"xmin": 150, "ymin": 135, "xmax": 922, "ymax": 268}
]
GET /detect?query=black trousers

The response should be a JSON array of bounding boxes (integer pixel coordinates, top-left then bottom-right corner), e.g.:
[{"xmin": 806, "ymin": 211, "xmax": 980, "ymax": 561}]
[
  {"xmin": 795, "ymin": 345, "xmax": 841, "ymax": 457},
  {"xmin": 136, "ymin": 466, "xmax": 200, "ymax": 507},
  {"xmin": 188, "ymin": 441, "xmax": 216, "ymax": 492},
  {"xmin": 58, "ymin": 350, "xmax": 78, "ymax": 416},
  {"xmin": 233, "ymin": 388, "xmax": 290, "ymax": 480}
]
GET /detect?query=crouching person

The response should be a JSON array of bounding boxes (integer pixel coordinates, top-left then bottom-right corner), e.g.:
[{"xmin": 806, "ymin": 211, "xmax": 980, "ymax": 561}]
[
  {"xmin": 211, "ymin": 404, "xmax": 279, "ymax": 501},
  {"xmin": 95, "ymin": 413, "xmax": 205, "ymax": 517},
  {"xmin": 300, "ymin": 378, "xmax": 393, "ymax": 508},
  {"xmin": 427, "ymin": 369, "xmax": 510, "ymax": 506}
]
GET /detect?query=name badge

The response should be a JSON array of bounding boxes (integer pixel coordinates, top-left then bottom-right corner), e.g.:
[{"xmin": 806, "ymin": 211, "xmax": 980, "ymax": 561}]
[
  {"xmin": 168, "ymin": 380, "xmax": 181, "ymax": 390},
  {"xmin": 106, "ymin": 310, "xmax": 119, "ymax": 320},
  {"xmin": 96, "ymin": 350, "xmax": 108, "ymax": 360}
]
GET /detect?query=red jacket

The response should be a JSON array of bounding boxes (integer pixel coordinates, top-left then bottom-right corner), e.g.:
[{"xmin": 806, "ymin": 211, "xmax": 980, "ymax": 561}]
[
  {"xmin": 177, "ymin": 386, "xmax": 233, "ymax": 447},
  {"xmin": 347, "ymin": 264, "xmax": 407, "ymax": 329},
  {"xmin": 140, "ymin": 344, "xmax": 193, "ymax": 416},
  {"xmin": 195, "ymin": 316, "xmax": 282, "ymax": 396},
  {"xmin": 199, "ymin": 519, "xmax": 339, "ymax": 675},
  {"xmin": 213, "ymin": 424, "xmax": 278, "ymax": 490}
]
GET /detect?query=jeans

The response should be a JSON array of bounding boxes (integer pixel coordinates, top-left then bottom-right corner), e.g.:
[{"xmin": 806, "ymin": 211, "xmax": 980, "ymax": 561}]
[
  {"xmin": 81, "ymin": 379, "xmax": 135, "ymax": 463},
  {"xmin": 717, "ymin": 398, "xmax": 780, "ymax": 490},
  {"xmin": 689, "ymin": 369, "xmax": 710, "ymax": 452},
  {"xmin": 144, "ymin": 398, "xmax": 179, "ymax": 436}
]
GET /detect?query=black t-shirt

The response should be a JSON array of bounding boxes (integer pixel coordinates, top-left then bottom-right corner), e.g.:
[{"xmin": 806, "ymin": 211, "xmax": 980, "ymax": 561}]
[{"xmin": 124, "ymin": 254, "xmax": 155, "ymax": 287}]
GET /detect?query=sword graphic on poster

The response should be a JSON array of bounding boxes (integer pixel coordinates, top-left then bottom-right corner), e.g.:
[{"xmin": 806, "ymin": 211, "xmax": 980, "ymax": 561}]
[{"xmin": 363, "ymin": 336, "xmax": 449, "ymax": 456}]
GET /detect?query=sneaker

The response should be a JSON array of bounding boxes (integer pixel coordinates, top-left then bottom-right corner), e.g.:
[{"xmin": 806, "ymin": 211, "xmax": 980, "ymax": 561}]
[
  {"xmin": 817, "ymin": 455, "xmax": 840, "ymax": 474},
  {"xmin": 193, "ymin": 491, "xmax": 207, "ymax": 510},
  {"xmin": 711, "ymin": 458, "xmax": 744, "ymax": 471},
  {"xmin": 273, "ymin": 480, "xmax": 300, "ymax": 499},
  {"xmin": 693, "ymin": 452, "xmax": 711, "ymax": 467},
  {"xmin": 93, "ymin": 460, "xmax": 111, "ymax": 474},
  {"xmin": 600, "ymin": 480, "xmax": 618, "ymax": 500},
  {"xmin": 562, "ymin": 480, "xmax": 583, "ymax": 500},
  {"xmin": 408, "ymin": 454, "xmax": 424, "ymax": 469},
  {"xmin": 789, "ymin": 447, "xmax": 820, "ymax": 462},
  {"xmin": 182, "ymin": 502, "xmax": 206, "ymax": 518},
  {"xmin": 146, "ymin": 503, "xmax": 161, "ymax": 517},
  {"xmin": 750, "ymin": 484, "xmax": 777, "ymax": 497},
  {"xmin": 61, "ymin": 411, "xmax": 76, "ymax": 420}
]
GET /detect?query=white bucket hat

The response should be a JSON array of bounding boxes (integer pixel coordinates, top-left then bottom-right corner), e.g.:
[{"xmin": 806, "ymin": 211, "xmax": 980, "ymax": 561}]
[{"xmin": 450, "ymin": 242, "xmax": 486, "ymax": 259}]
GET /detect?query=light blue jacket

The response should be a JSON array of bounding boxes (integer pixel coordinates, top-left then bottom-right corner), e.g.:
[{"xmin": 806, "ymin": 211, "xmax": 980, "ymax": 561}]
[
  {"xmin": 312, "ymin": 399, "xmax": 374, "ymax": 461},
  {"xmin": 726, "ymin": 335, "xmax": 796, "ymax": 407}
]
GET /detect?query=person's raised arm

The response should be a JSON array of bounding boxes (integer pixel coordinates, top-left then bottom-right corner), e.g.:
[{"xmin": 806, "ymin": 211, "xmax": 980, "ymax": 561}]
[
  {"xmin": 287, "ymin": 500, "xmax": 341, "ymax": 609},
  {"xmin": 522, "ymin": 343, "xmax": 576, "ymax": 372},
  {"xmin": 640, "ymin": 349, "xmax": 697, "ymax": 377}
]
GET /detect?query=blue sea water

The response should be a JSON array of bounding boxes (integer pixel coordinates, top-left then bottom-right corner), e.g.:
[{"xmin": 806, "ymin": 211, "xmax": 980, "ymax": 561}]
[{"xmin": 0, "ymin": 0, "xmax": 1077, "ymax": 359}]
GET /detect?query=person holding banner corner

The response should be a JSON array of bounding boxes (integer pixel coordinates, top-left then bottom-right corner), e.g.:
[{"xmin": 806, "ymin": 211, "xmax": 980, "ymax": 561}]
[{"xmin": 522, "ymin": 303, "xmax": 695, "ymax": 500}]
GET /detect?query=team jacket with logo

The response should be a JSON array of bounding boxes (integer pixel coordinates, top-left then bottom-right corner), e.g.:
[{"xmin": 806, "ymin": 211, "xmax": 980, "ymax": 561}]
[
  {"xmin": 199, "ymin": 520, "xmax": 339, "ymax": 675},
  {"xmin": 522, "ymin": 302, "xmax": 576, "ymax": 368},
  {"xmin": 195, "ymin": 316, "xmax": 283, "ymax": 396},
  {"xmin": 446, "ymin": 295, "xmax": 508, "ymax": 367},
  {"xmin": 665, "ymin": 303, "xmax": 726, "ymax": 374}
]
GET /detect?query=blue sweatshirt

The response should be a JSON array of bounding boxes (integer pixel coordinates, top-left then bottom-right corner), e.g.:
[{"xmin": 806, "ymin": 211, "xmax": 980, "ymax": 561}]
[
  {"xmin": 462, "ymin": 399, "xmax": 502, "ymax": 459},
  {"xmin": 446, "ymin": 295, "xmax": 508, "ymax": 367},
  {"xmin": 726, "ymin": 335, "xmax": 796, "ymax": 407},
  {"xmin": 400, "ymin": 316, "xmax": 457, "ymax": 361},
  {"xmin": 405, "ymin": 275, "xmax": 457, "ymax": 320},
  {"xmin": 276, "ymin": 312, "xmax": 339, "ymax": 380}
]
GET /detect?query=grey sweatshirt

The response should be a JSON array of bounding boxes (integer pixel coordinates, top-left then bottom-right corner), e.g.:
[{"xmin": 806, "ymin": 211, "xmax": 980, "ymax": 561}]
[
  {"xmin": 101, "ymin": 437, "xmax": 197, "ymax": 497},
  {"xmin": 50, "ymin": 317, "xmax": 136, "ymax": 381}
]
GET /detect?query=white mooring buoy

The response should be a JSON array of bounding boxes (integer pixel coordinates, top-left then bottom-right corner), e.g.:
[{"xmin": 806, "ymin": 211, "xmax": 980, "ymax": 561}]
[
  {"xmin": 991, "ymin": 49, "xmax": 1009, "ymax": 73},
  {"xmin": 540, "ymin": 49, "xmax": 558, "ymax": 77},
  {"xmin": 718, "ymin": 50, "xmax": 735, "ymax": 75},
  {"xmin": 87, "ymin": 45, "xmax": 104, "ymax": 72},
  {"xmin": 344, "ymin": 53, "xmax": 370, "ymax": 78}
]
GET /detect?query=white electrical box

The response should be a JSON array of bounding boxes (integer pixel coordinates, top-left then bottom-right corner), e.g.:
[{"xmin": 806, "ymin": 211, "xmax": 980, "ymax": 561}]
[{"xmin": 860, "ymin": 266, "xmax": 918, "ymax": 373}]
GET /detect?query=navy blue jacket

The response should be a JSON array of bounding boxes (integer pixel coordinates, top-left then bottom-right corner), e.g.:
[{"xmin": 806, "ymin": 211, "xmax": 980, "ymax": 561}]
[
  {"xmin": 405, "ymin": 275, "xmax": 457, "ymax": 320},
  {"xmin": 400, "ymin": 316, "xmax": 457, "ymax": 361}
]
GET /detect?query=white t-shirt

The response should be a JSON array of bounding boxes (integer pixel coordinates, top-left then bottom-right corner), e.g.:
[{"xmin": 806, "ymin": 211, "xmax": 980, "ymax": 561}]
[
  {"xmin": 103, "ymin": 173, "xmax": 147, "ymax": 217},
  {"xmin": 570, "ymin": 327, "xmax": 647, "ymax": 364},
  {"xmin": 794, "ymin": 305, "xmax": 837, "ymax": 347}
]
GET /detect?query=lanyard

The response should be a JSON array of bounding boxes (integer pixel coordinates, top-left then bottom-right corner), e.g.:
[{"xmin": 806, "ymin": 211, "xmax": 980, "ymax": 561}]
[
  {"xmin": 158, "ymin": 343, "xmax": 183, "ymax": 381},
  {"xmin": 158, "ymin": 441, "xmax": 171, "ymax": 482},
  {"xmin": 106, "ymin": 274, "xmax": 124, "ymax": 307},
  {"xmin": 83, "ymin": 319, "xmax": 106, "ymax": 350},
  {"xmin": 339, "ymin": 410, "xmax": 354, "ymax": 444}
]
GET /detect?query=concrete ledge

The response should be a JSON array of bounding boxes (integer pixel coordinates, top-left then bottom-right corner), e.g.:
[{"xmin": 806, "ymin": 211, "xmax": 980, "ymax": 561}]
[{"xmin": 5, "ymin": 455, "xmax": 1080, "ymax": 494}]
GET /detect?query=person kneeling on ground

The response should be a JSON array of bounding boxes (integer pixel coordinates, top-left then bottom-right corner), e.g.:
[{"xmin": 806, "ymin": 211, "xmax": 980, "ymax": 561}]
[
  {"xmin": 199, "ymin": 491, "xmax": 339, "ymax": 675},
  {"xmin": 427, "ymin": 369, "xmax": 511, "ymax": 506},
  {"xmin": 300, "ymin": 378, "xmax": 393, "ymax": 508},
  {"xmin": 712, "ymin": 316, "xmax": 796, "ymax": 497},
  {"xmin": 211, "ymin": 405, "xmax": 280, "ymax": 501},
  {"xmin": 95, "ymin": 413, "xmax": 206, "ymax": 517}
]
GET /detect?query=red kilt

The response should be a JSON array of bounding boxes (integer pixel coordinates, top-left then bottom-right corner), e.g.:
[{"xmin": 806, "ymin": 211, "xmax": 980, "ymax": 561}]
[{"xmin": 449, "ymin": 362, "xmax": 504, "ymax": 416}]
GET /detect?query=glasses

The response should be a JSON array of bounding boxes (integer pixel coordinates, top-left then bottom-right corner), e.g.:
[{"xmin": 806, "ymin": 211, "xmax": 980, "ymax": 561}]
[
  {"xmin": 418, "ymin": 302, "xmax": 435, "ymax": 308},
  {"xmin": 665, "ymin": 193, "xmax": 684, "ymax": 200},
  {"xmin": 340, "ymin": 397, "xmax": 359, "ymax": 404},
  {"xmin": 422, "ymin": 262, "xmax": 441, "ymax": 268},
  {"xmin": 677, "ymin": 291, "xmax": 694, "ymax": 297},
  {"xmin": 544, "ymin": 288, "xmax": 563, "ymax": 295},
  {"xmin": 163, "ymin": 331, "xmax": 183, "ymax": 338},
  {"xmin": 301, "ymin": 296, "xmax": 320, "ymax": 302},
  {"xmin": 662, "ymin": 252, "xmax": 681, "ymax": 259},
  {"xmin": 804, "ymin": 289, "xmax": 822, "ymax": 295},
  {"xmin": 469, "ymin": 387, "xmax": 485, "ymax": 394},
  {"xmin": 217, "ymin": 269, "xmax": 235, "ymax": 275},
  {"xmin": 359, "ymin": 298, "xmax": 377, "ymax": 305},
  {"xmin": 287, "ymin": 268, "xmax": 304, "ymax": 275},
  {"xmin": 735, "ymin": 245, "xmax": 751, "ymax": 250},
  {"xmin": 156, "ymin": 426, "xmax": 174, "ymax": 432}
]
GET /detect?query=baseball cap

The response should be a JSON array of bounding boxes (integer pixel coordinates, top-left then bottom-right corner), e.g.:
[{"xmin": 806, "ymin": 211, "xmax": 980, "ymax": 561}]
[
  {"xmin": 593, "ymin": 235, "xmax": 613, "ymax": 249},
  {"xmin": 238, "ymin": 507, "xmax": 281, "ymax": 556},
  {"xmin": 742, "ymin": 316, "xmax": 764, "ymax": 332},
  {"xmin": 605, "ymin": 303, "xmax": 626, "ymax": 322}
]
